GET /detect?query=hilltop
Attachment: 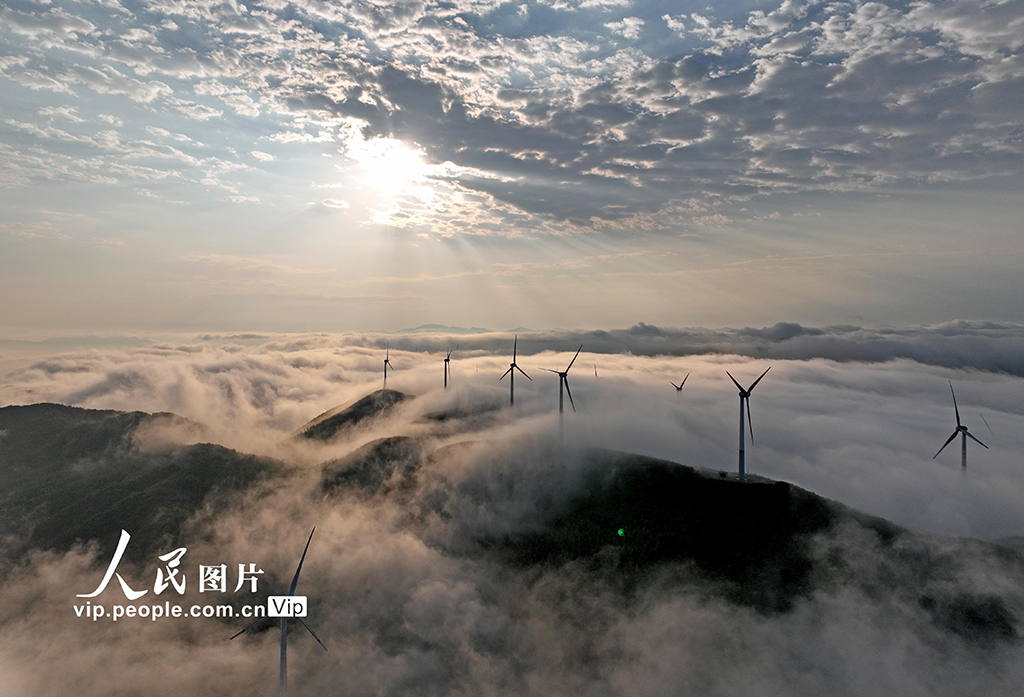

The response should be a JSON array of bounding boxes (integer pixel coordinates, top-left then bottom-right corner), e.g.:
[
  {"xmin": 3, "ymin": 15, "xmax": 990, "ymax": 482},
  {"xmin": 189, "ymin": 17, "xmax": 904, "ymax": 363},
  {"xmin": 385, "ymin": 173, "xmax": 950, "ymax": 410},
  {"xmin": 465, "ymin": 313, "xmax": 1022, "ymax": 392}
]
[
  {"xmin": 0, "ymin": 403, "xmax": 286, "ymax": 566},
  {"xmin": 296, "ymin": 389, "xmax": 414, "ymax": 441}
]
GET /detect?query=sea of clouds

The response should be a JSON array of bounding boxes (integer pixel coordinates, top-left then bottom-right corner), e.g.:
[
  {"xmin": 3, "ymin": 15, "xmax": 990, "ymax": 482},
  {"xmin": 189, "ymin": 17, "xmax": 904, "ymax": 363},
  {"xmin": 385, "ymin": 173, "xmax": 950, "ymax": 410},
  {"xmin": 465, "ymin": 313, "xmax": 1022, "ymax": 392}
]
[{"xmin": 2, "ymin": 321, "xmax": 1024, "ymax": 696}]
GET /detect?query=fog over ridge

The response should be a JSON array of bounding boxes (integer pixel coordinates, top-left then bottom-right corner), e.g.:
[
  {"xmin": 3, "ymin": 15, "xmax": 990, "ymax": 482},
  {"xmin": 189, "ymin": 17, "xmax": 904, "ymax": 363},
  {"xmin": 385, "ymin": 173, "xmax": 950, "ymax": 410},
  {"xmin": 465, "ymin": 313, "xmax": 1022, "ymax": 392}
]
[
  {"xmin": 3, "ymin": 323, "xmax": 1024, "ymax": 538},
  {"xmin": 2, "ymin": 324, "xmax": 1024, "ymax": 695}
]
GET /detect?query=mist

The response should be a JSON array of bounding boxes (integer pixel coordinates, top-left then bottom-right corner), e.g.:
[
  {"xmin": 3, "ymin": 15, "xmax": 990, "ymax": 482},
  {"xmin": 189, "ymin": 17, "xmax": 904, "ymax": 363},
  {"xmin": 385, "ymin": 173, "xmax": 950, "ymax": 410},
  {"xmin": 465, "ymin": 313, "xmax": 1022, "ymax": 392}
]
[
  {"xmin": 3, "ymin": 330, "xmax": 1023, "ymax": 538},
  {"xmin": 2, "ymin": 329, "xmax": 1024, "ymax": 696}
]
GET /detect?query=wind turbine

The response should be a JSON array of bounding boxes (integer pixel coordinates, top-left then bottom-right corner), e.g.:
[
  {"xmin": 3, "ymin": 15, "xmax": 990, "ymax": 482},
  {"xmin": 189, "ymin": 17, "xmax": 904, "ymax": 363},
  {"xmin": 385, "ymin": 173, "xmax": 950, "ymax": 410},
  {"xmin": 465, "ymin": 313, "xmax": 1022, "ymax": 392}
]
[
  {"xmin": 543, "ymin": 345, "xmax": 583, "ymax": 425},
  {"xmin": 500, "ymin": 335, "xmax": 531, "ymax": 406},
  {"xmin": 934, "ymin": 380, "xmax": 988, "ymax": 469},
  {"xmin": 231, "ymin": 528, "xmax": 327, "ymax": 697},
  {"xmin": 383, "ymin": 344, "xmax": 394, "ymax": 390},
  {"xmin": 726, "ymin": 367, "xmax": 770, "ymax": 481},
  {"xmin": 671, "ymin": 373, "xmax": 690, "ymax": 392},
  {"xmin": 443, "ymin": 346, "xmax": 454, "ymax": 389}
]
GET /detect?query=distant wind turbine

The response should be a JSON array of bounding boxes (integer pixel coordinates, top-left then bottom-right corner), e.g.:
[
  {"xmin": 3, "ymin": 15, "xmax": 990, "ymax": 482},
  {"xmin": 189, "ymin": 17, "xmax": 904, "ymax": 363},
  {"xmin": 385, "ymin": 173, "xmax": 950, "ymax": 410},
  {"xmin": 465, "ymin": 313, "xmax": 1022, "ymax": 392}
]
[
  {"xmin": 383, "ymin": 344, "xmax": 394, "ymax": 390},
  {"xmin": 671, "ymin": 373, "xmax": 690, "ymax": 392},
  {"xmin": 934, "ymin": 380, "xmax": 988, "ymax": 469},
  {"xmin": 726, "ymin": 367, "xmax": 770, "ymax": 481},
  {"xmin": 231, "ymin": 528, "xmax": 327, "ymax": 697},
  {"xmin": 543, "ymin": 345, "xmax": 583, "ymax": 425},
  {"xmin": 500, "ymin": 335, "xmax": 531, "ymax": 406},
  {"xmin": 443, "ymin": 345, "xmax": 456, "ymax": 389}
]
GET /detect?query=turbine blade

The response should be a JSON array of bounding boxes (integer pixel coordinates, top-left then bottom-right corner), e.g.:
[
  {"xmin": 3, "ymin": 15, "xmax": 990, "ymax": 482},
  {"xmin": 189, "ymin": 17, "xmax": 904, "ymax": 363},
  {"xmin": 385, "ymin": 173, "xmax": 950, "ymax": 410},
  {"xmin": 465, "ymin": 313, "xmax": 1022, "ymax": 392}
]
[
  {"xmin": 681, "ymin": 373, "xmax": 689, "ymax": 387},
  {"xmin": 565, "ymin": 345, "xmax": 583, "ymax": 372},
  {"xmin": 726, "ymin": 371, "xmax": 744, "ymax": 392},
  {"xmin": 288, "ymin": 528, "xmax": 315, "ymax": 596},
  {"xmin": 980, "ymin": 414, "xmax": 993, "ymax": 434},
  {"xmin": 949, "ymin": 380, "xmax": 961, "ymax": 427},
  {"xmin": 670, "ymin": 382, "xmax": 679, "ymax": 389},
  {"xmin": 500, "ymin": 367, "xmax": 512, "ymax": 380},
  {"xmin": 748, "ymin": 366, "xmax": 771, "ymax": 392},
  {"xmin": 933, "ymin": 431, "xmax": 959, "ymax": 459},
  {"xmin": 516, "ymin": 365, "xmax": 532, "ymax": 381},
  {"xmin": 966, "ymin": 431, "xmax": 988, "ymax": 449},
  {"xmin": 230, "ymin": 615, "xmax": 270, "ymax": 640},
  {"xmin": 746, "ymin": 397, "xmax": 754, "ymax": 443},
  {"xmin": 563, "ymin": 377, "xmax": 575, "ymax": 412},
  {"xmin": 513, "ymin": 335, "xmax": 517, "ymax": 361},
  {"xmin": 541, "ymin": 368, "xmax": 559, "ymax": 373},
  {"xmin": 298, "ymin": 618, "xmax": 328, "ymax": 651}
]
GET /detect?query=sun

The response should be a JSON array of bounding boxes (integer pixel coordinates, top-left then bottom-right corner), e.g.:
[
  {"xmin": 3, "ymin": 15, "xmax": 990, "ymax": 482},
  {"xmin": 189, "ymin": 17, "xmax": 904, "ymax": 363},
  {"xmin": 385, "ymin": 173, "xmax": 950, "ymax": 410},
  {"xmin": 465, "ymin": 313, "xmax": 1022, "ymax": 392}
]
[{"xmin": 346, "ymin": 136, "xmax": 434, "ymax": 199}]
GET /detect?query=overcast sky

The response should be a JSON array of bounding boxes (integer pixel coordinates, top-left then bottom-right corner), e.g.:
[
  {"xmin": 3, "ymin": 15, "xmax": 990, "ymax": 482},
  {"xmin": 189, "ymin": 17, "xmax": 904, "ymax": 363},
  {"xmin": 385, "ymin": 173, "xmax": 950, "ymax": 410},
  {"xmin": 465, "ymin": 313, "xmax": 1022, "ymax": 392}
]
[{"xmin": 1, "ymin": 0, "xmax": 1023, "ymax": 334}]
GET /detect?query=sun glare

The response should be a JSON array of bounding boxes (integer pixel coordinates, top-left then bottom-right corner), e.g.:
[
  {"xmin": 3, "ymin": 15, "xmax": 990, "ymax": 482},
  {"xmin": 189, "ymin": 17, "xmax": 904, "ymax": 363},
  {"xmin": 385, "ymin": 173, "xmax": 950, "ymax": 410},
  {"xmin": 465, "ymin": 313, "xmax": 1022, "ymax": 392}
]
[{"xmin": 347, "ymin": 136, "xmax": 433, "ymax": 199}]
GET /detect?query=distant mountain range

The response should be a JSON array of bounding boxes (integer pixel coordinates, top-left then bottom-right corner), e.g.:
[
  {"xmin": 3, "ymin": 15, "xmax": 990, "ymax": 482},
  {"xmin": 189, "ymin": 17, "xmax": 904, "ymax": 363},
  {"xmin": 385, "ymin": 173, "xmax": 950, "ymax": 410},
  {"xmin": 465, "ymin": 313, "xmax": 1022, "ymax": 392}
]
[{"xmin": 396, "ymin": 324, "xmax": 493, "ymax": 334}]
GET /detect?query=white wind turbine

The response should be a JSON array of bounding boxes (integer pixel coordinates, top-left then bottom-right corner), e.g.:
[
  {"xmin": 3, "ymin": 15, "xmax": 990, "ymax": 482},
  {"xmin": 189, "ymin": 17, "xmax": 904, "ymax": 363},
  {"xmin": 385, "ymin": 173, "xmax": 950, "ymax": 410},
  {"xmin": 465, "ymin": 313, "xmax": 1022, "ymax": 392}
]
[
  {"xmin": 443, "ymin": 345, "xmax": 456, "ymax": 389},
  {"xmin": 726, "ymin": 367, "xmax": 770, "ymax": 481},
  {"xmin": 231, "ymin": 528, "xmax": 326, "ymax": 697},
  {"xmin": 500, "ymin": 335, "xmax": 531, "ymax": 406},
  {"xmin": 383, "ymin": 344, "xmax": 394, "ymax": 390},
  {"xmin": 934, "ymin": 380, "xmax": 988, "ymax": 469},
  {"xmin": 542, "ymin": 345, "xmax": 583, "ymax": 430}
]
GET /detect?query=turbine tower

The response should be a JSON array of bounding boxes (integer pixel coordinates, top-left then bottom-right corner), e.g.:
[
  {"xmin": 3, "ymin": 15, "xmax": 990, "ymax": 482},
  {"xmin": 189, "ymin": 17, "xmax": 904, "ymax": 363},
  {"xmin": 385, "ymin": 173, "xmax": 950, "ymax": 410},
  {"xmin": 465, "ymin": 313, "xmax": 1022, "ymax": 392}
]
[
  {"xmin": 500, "ymin": 335, "xmax": 531, "ymax": 406},
  {"xmin": 231, "ymin": 528, "xmax": 327, "ymax": 697},
  {"xmin": 671, "ymin": 373, "xmax": 690, "ymax": 392},
  {"xmin": 543, "ymin": 345, "xmax": 583, "ymax": 427},
  {"xmin": 383, "ymin": 344, "xmax": 394, "ymax": 390},
  {"xmin": 726, "ymin": 367, "xmax": 770, "ymax": 481},
  {"xmin": 443, "ymin": 346, "xmax": 454, "ymax": 389},
  {"xmin": 934, "ymin": 380, "xmax": 988, "ymax": 469}
]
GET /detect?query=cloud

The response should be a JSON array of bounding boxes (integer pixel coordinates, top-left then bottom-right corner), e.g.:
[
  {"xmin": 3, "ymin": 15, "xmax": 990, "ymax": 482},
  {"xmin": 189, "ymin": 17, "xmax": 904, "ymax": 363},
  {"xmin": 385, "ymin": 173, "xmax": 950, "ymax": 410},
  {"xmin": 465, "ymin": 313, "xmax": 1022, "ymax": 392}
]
[
  {"xmin": 0, "ymin": 221, "xmax": 73, "ymax": 240},
  {"xmin": 3, "ymin": 330, "xmax": 1024, "ymax": 695},
  {"xmin": 3, "ymin": 324, "xmax": 1024, "ymax": 538},
  {"xmin": 180, "ymin": 253, "xmax": 336, "ymax": 275},
  {"xmin": 605, "ymin": 17, "xmax": 644, "ymax": 40},
  {"xmin": 1, "ymin": 0, "xmax": 1021, "ymax": 233},
  {"xmin": 61, "ymin": 64, "xmax": 172, "ymax": 103}
]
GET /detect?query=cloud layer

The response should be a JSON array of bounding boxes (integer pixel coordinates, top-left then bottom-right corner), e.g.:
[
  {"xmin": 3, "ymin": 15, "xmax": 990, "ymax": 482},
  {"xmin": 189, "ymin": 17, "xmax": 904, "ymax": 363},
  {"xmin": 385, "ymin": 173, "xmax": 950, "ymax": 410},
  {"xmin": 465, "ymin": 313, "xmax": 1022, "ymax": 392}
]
[
  {"xmin": 3, "ymin": 332, "xmax": 1024, "ymax": 695},
  {"xmin": 4, "ymin": 324, "xmax": 1024, "ymax": 539},
  {"xmin": 2, "ymin": 0, "xmax": 1023, "ymax": 233}
]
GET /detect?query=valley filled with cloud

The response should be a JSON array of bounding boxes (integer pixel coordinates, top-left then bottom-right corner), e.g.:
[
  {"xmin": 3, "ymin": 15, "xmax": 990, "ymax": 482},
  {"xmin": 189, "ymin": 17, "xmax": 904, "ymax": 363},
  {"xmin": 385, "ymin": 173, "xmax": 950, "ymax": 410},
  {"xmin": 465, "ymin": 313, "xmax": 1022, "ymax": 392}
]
[{"xmin": 2, "ymin": 326, "xmax": 1024, "ymax": 695}]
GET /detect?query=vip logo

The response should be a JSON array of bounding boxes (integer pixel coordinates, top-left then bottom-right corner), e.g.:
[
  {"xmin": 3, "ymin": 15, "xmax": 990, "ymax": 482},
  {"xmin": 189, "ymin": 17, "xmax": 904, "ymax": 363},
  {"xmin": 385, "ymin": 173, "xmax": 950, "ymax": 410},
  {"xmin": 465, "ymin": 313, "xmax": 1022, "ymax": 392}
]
[{"xmin": 267, "ymin": 596, "xmax": 307, "ymax": 618}]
